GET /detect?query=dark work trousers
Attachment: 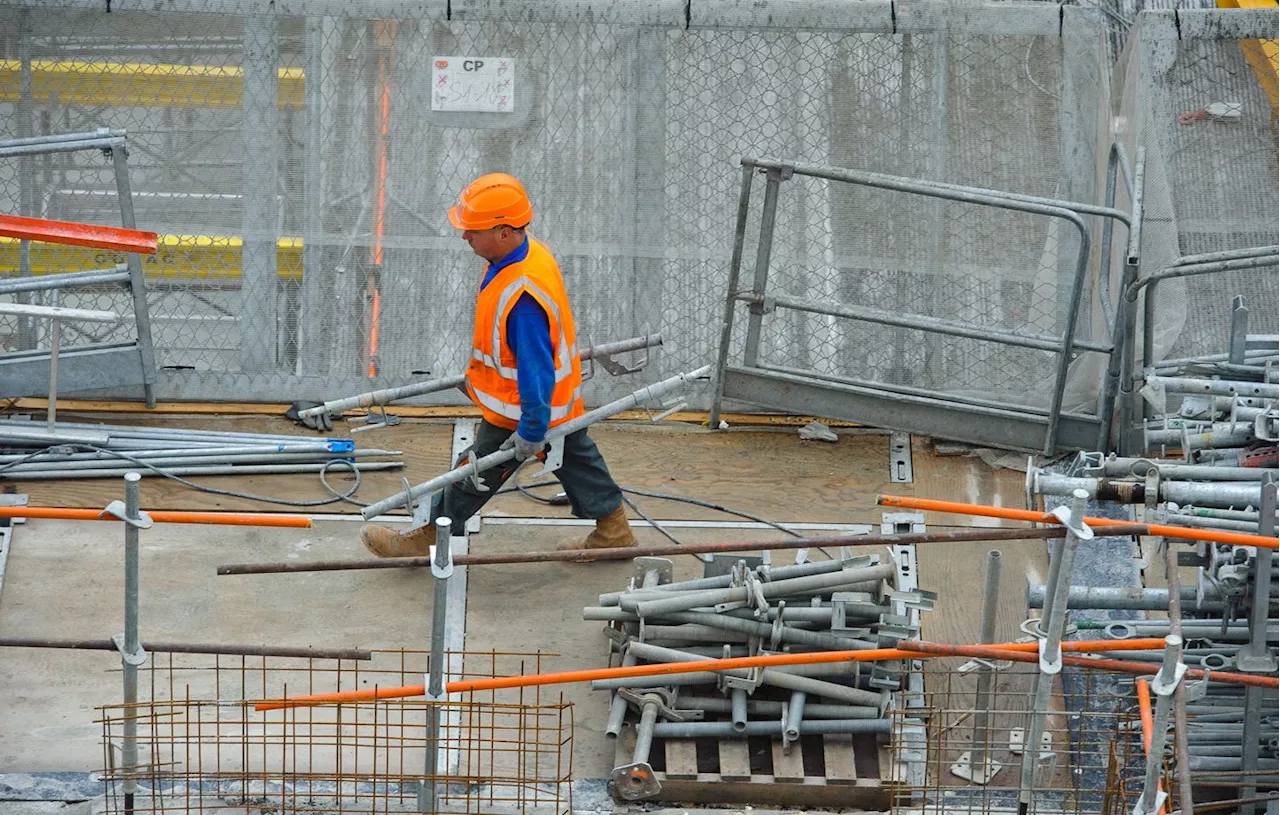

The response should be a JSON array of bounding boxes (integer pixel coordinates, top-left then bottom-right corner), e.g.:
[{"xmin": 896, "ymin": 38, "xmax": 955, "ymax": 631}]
[{"xmin": 430, "ymin": 419, "xmax": 624, "ymax": 535}]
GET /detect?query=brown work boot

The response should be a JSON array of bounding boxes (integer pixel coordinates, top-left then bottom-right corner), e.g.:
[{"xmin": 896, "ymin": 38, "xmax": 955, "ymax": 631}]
[
  {"xmin": 360, "ymin": 523, "xmax": 436, "ymax": 558},
  {"xmin": 558, "ymin": 505, "xmax": 637, "ymax": 553}
]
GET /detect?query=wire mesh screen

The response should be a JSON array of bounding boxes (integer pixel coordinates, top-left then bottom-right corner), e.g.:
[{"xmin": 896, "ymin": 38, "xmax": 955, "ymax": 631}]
[
  {"xmin": 1121, "ymin": 16, "xmax": 1280, "ymax": 366},
  {"xmin": 1, "ymin": 4, "xmax": 1257, "ymax": 413},
  {"xmin": 98, "ymin": 649, "xmax": 572, "ymax": 814},
  {"xmin": 889, "ymin": 664, "xmax": 1152, "ymax": 814}
]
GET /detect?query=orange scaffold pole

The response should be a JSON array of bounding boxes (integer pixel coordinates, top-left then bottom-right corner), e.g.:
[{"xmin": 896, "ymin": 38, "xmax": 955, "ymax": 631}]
[
  {"xmin": 877, "ymin": 494, "xmax": 1280, "ymax": 550},
  {"xmin": 254, "ymin": 637, "xmax": 1177, "ymax": 711},
  {"xmin": 0, "ymin": 505, "xmax": 311, "ymax": 528},
  {"xmin": 0, "ymin": 213, "xmax": 157, "ymax": 254}
]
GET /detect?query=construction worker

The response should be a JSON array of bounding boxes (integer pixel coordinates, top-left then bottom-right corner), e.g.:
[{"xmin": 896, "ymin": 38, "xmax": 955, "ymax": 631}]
[{"xmin": 359, "ymin": 173, "xmax": 638, "ymax": 558}]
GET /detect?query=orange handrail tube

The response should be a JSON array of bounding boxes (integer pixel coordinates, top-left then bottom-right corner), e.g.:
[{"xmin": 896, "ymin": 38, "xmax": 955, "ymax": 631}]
[
  {"xmin": 0, "ymin": 213, "xmax": 157, "ymax": 255},
  {"xmin": 877, "ymin": 494, "xmax": 1280, "ymax": 550},
  {"xmin": 0, "ymin": 506, "xmax": 310, "ymax": 528},
  {"xmin": 253, "ymin": 637, "xmax": 1174, "ymax": 711}
]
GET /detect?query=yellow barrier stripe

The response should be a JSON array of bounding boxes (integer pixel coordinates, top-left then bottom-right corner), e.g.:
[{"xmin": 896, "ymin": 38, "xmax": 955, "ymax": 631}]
[
  {"xmin": 0, "ymin": 235, "xmax": 304, "ymax": 281},
  {"xmin": 0, "ymin": 59, "xmax": 305, "ymax": 108},
  {"xmin": 1216, "ymin": 0, "xmax": 1280, "ymax": 114}
]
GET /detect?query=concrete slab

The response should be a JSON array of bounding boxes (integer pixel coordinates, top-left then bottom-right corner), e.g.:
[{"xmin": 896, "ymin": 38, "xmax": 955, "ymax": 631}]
[
  {"xmin": 0, "ymin": 428, "xmax": 1036, "ymax": 803},
  {"xmin": 0, "ymin": 518, "xmax": 431, "ymax": 772},
  {"xmin": 0, "ymin": 515, "xmax": 894, "ymax": 780}
]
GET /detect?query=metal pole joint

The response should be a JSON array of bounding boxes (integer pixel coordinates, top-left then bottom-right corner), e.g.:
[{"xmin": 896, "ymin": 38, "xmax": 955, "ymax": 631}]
[
  {"xmin": 99, "ymin": 500, "xmax": 154, "ymax": 529},
  {"xmin": 111, "ymin": 633, "xmax": 148, "ymax": 666},
  {"xmin": 1149, "ymin": 634, "xmax": 1187, "ymax": 697}
]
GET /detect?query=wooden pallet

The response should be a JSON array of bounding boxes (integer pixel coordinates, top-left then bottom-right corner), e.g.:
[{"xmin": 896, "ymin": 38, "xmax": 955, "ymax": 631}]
[{"xmin": 613, "ymin": 722, "xmax": 895, "ymax": 809}]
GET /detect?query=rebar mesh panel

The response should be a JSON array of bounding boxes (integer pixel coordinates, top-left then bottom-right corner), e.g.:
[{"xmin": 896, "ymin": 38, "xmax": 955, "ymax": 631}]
[
  {"xmin": 98, "ymin": 649, "xmax": 572, "ymax": 815},
  {"xmin": 889, "ymin": 664, "xmax": 1153, "ymax": 815}
]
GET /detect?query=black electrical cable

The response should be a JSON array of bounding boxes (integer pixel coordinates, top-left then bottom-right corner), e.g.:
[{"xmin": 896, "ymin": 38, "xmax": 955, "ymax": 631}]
[
  {"xmin": 621, "ymin": 493, "xmax": 684, "ymax": 548},
  {"xmin": 501, "ymin": 473, "xmax": 805, "ymax": 538},
  {"xmin": 500, "ymin": 461, "xmax": 829, "ymax": 559}
]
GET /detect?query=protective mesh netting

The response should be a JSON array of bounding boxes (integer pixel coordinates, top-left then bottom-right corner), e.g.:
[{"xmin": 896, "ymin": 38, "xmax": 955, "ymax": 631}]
[{"xmin": 0, "ymin": 6, "xmax": 1271, "ymax": 410}]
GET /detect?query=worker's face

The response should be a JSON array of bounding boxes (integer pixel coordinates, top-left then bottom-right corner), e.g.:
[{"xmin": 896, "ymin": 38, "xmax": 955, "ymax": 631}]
[{"xmin": 461, "ymin": 225, "xmax": 517, "ymax": 263}]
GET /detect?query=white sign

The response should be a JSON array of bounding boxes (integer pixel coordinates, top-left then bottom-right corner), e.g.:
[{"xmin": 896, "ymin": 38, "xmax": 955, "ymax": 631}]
[{"xmin": 431, "ymin": 56, "xmax": 515, "ymax": 113}]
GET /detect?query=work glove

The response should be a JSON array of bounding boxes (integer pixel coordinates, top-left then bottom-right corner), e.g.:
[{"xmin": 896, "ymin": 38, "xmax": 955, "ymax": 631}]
[
  {"xmin": 508, "ymin": 433, "xmax": 546, "ymax": 462},
  {"xmin": 285, "ymin": 400, "xmax": 334, "ymax": 433}
]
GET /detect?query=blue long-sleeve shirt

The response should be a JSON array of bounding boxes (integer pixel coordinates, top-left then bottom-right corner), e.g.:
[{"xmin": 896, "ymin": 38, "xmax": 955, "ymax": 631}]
[{"xmin": 481, "ymin": 236, "xmax": 554, "ymax": 443}]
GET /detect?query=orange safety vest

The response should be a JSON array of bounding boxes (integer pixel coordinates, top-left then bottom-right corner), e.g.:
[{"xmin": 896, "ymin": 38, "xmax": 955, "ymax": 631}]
[{"xmin": 465, "ymin": 237, "xmax": 585, "ymax": 431}]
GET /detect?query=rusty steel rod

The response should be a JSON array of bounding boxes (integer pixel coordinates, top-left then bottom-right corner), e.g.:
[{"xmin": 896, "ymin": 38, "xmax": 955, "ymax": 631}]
[
  {"xmin": 0, "ymin": 636, "xmax": 371, "ymax": 660},
  {"xmin": 215, "ymin": 525, "xmax": 1143, "ymax": 576}
]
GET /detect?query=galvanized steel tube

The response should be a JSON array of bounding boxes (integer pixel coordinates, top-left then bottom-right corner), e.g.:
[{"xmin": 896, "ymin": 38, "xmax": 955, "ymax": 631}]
[
  {"xmin": 1137, "ymin": 636, "xmax": 1183, "ymax": 815},
  {"xmin": 730, "ymin": 688, "xmax": 749, "ymax": 733},
  {"xmin": 971, "ymin": 549, "xmax": 1001, "ymax": 781},
  {"xmin": 301, "ymin": 333, "xmax": 663, "ymax": 419},
  {"xmin": 585, "ymin": 605, "xmax": 839, "ymax": 625},
  {"xmin": 654, "ymin": 609, "xmax": 878, "ymax": 651},
  {"xmin": 606, "ymin": 565, "xmax": 663, "ymax": 739},
  {"xmin": 1028, "ymin": 583, "xmax": 1225, "ymax": 612},
  {"xmin": 1020, "ymin": 491, "xmax": 1087, "ymax": 810},
  {"xmin": 121, "ymin": 473, "xmax": 142, "ymax": 806},
  {"xmin": 624, "ymin": 641, "xmax": 882, "ymax": 707},
  {"xmin": 4, "ymin": 462, "xmax": 402, "ymax": 479},
  {"xmin": 625, "ymin": 562, "xmax": 895, "ymax": 617},
  {"xmin": 0, "ymin": 443, "xmax": 375, "ymax": 463},
  {"xmin": 361, "ymin": 365, "xmax": 711, "ymax": 518},
  {"xmin": 599, "ymin": 557, "xmax": 849, "ymax": 606},
  {"xmin": 1033, "ymin": 471, "xmax": 1263, "ymax": 508},
  {"xmin": 0, "ymin": 265, "xmax": 130, "ymax": 293},
  {"xmin": 651, "ymin": 719, "xmax": 890, "ymax": 739},
  {"xmin": 633, "ymin": 699, "xmax": 660, "ymax": 764},
  {"xmin": 591, "ymin": 673, "xmax": 723, "ymax": 690},
  {"xmin": 1097, "ymin": 457, "xmax": 1280, "ymax": 482},
  {"xmin": 0, "ymin": 418, "xmax": 333, "ymax": 444},
  {"xmin": 0, "ymin": 450, "xmax": 396, "ymax": 473},
  {"xmin": 679, "ymin": 696, "xmax": 878, "ymax": 720},
  {"xmin": 419, "ymin": 517, "xmax": 452, "ymax": 813},
  {"xmin": 1148, "ymin": 376, "xmax": 1278, "ymax": 401},
  {"xmin": 784, "ymin": 691, "xmax": 806, "ymax": 742}
]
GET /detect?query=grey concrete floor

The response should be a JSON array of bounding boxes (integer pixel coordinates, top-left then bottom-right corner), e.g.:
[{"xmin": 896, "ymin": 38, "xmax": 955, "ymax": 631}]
[
  {"xmin": 0, "ymin": 516, "xmax": 844, "ymax": 778},
  {"xmin": 0, "ymin": 518, "xmax": 430, "ymax": 772}
]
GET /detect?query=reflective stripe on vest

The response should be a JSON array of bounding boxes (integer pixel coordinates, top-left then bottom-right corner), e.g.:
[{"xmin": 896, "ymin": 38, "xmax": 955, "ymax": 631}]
[
  {"xmin": 465, "ymin": 238, "xmax": 585, "ymax": 430},
  {"xmin": 471, "ymin": 381, "xmax": 585, "ymax": 425},
  {"xmin": 468, "ymin": 382, "xmax": 523, "ymax": 422},
  {"xmin": 485, "ymin": 275, "xmax": 575, "ymax": 383}
]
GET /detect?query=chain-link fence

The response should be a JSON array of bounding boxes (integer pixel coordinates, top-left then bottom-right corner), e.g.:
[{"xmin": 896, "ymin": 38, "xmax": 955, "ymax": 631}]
[
  {"xmin": 0, "ymin": 2, "xmax": 1274, "ymax": 411},
  {"xmin": 1118, "ymin": 9, "xmax": 1279, "ymax": 368}
]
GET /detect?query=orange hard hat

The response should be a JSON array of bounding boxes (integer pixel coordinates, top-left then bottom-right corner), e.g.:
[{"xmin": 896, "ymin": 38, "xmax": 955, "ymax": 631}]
[{"xmin": 447, "ymin": 173, "xmax": 533, "ymax": 230}]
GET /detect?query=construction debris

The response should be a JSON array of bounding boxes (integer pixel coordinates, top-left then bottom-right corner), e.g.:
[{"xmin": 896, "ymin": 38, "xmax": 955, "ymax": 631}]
[{"xmin": 798, "ymin": 419, "xmax": 838, "ymax": 442}]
